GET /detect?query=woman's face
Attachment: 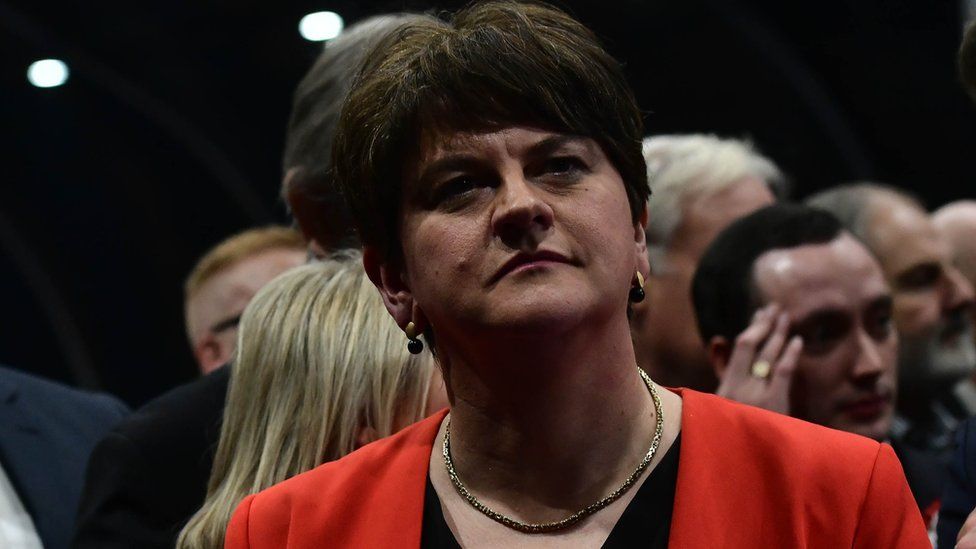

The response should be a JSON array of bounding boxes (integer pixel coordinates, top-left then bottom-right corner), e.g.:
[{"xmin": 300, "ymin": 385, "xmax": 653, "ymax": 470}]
[{"xmin": 389, "ymin": 126, "xmax": 647, "ymax": 341}]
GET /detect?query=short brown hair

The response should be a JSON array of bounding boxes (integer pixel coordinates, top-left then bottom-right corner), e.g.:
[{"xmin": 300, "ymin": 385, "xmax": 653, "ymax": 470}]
[
  {"xmin": 184, "ymin": 226, "xmax": 305, "ymax": 301},
  {"xmin": 332, "ymin": 1, "xmax": 649, "ymax": 257}
]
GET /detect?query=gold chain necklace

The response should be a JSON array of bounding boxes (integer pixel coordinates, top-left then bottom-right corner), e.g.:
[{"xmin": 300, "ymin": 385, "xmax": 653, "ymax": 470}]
[{"xmin": 441, "ymin": 367, "xmax": 664, "ymax": 534}]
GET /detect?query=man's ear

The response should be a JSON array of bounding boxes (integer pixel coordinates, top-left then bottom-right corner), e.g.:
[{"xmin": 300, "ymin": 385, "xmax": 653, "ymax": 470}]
[
  {"xmin": 707, "ymin": 336, "xmax": 733, "ymax": 379},
  {"xmin": 283, "ymin": 166, "xmax": 358, "ymax": 251},
  {"xmin": 363, "ymin": 245, "xmax": 417, "ymax": 329},
  {"xmin": 193, "ymin": 335, "xmax": 224, "ymax": 375},
  {"xmin": 634, "ymin": 204, "xmax": 650, "ymax": 279}
]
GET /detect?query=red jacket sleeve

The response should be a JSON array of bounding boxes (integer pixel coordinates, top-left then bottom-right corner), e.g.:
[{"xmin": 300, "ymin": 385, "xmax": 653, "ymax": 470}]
[
  {"xmin": 853, "ymin": 443, "xmax": 931, "ymax": 548},
  {"xmin": 224, "ymin": 494, "xmax": 254, "ymax": 549}
]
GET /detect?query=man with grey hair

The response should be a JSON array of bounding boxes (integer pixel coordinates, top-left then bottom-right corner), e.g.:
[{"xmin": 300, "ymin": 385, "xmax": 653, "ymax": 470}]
[
  {"xmin": 933, "ymin": 200, "xmax": 976, "ymax": 414},
  {"xmin": 808, "ymin": 184, "xmax": 976, "ymax": 456},
  {"xmin": 632, "ymin": 134, "xmax": 787, "ymax": 391}
]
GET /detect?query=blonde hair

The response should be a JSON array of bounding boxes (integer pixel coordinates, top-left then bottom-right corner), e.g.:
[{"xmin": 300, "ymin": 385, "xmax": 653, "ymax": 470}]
[
  {"xmin": 176, "ymin": 252, "xmax": 438, "ymax": 549},
  {"xmin": 642, "ymin": 134, "xmax": 785, "ymax": 271},
  {"xmin": 183, "ymin": 225, "xmax": 305, "ymax": 301}
]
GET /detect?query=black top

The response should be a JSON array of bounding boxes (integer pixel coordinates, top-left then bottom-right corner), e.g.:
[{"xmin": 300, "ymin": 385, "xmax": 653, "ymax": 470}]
[
  {"xmin": 421, "ymin": 434, "xmax": 681, "ymax": 548},
  {"xmin": 72, "ymin": 365, "xmax": 230, "ymax": 549}
]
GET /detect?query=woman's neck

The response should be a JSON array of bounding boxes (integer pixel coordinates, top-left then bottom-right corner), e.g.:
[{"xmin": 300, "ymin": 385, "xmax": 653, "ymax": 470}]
[{"xmin": 436, "ymin": 314, "xmax": 662, "ymax": 519}]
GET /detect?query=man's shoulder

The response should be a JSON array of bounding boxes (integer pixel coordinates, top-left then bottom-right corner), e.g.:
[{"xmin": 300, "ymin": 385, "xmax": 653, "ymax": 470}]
[
  {"xmin": 110, "ymin": 365, "xmax": 229, "ymax": 447},
  {"xmin": 681, "ymin": 389, "xmax": 882, "ymax": 466},
  {"xmin": 0, "ymin": 364, "xmax": 129, "ymax": 424}
]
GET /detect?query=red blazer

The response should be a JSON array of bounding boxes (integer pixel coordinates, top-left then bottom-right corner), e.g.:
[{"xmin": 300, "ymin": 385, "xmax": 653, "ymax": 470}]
[{"xmin": 225, "ymin": 389, "xmax": 929, "ymax": 548}]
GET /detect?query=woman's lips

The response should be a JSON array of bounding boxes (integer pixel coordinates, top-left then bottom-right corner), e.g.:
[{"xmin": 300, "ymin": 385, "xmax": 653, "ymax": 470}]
[
  {"xmin": 492, "ymin": 250, "xmax": 572, "ymax": 283},
  {"xmin": 507, "ymin": 259, "xmax": 565, "ymax": 275}
]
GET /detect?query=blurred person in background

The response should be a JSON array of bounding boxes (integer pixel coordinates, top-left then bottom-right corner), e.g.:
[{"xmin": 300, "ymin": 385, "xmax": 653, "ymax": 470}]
[
  {"xmin": 631, "ymin": 134, "xmax": 785, "ymax": 392},
  {"xmin": 0, "ymin": 365, "xmax": 128, "ymax": 549},
  {"xmin": 184, "ymin": 226, "xmax": 306, "ymax": 375},
  {"xmin": 692, "ymin": 204, "xmax": 942, "ymax": 525},
  {"xmin": 934, "ymin": 202, "xmax": 976, "ymax": 546},
  {"xmin": 177, "ymin": 254, "xmax": 447, "ymax": 549},
  {"xmin": 932, "ymin": 24, "xmax": 976, "ymax": 548},
  {"xmin": 809, "ymin": 184, "xmax": 976, "ymax": 457},
  {"xmin": 933, "ymin": 201, "xmax": 976, "ymax": 409},
  {"xmin": 72, "ymin": 14, "xmax": 430, "ymax": 549},
  {"xmin": 280, "ymin": 15, "xmax": 430, "ymax": 253}
]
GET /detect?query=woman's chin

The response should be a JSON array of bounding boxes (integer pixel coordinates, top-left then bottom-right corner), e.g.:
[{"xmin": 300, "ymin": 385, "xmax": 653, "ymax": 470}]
[{"xmin": 476, "ymin": 290, "xmax": 613, "ymax": 335}]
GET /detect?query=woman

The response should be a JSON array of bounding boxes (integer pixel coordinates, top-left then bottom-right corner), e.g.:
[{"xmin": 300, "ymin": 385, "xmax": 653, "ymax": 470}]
[
  {"xmin": 177, "ymin": 255, "xmax": 446, "ymax": 549},
  {"xmin": 226, "ymin": 2, "xmax": 928, "ymax": 547}
]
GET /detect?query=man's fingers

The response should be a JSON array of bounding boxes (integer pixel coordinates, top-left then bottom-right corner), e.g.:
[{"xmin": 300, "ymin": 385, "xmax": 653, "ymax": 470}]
[
  {"xmin": 768, "ymin": 336, "xmax": 803, "ymax": 392},
  {"xmin": 756, "ymin": 336, "xmax": 802, "ymax": 415},
  {"xmin": 727, "ymin": 304, "xmax": 779, "ymax": 377},
  {"xmin": 756, "ymin": 312, "xmax": 790, "ymax": 366}
]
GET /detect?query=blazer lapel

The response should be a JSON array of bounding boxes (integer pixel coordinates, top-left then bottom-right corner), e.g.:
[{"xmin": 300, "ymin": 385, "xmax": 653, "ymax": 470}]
[
  {"xmin": 667, "ymin": 390, "xmax": 765, "ymax": 548},
  {"xmin": 356, "ymin": 409, "xmax": 447, "ymax": 548},
  {"xmin": 0, "ymin": 376, "xmax": 67, "ymax": 548}
]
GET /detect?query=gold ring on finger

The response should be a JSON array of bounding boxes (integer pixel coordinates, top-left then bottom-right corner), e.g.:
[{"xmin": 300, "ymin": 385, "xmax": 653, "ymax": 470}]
[{"xmin": 751, "ymin": 360, "xmax": 772, "ymax": 379}]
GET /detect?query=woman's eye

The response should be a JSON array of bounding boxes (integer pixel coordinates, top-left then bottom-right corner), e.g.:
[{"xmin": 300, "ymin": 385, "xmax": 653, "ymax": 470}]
[
  {"xmin": 441, "ymin": 176, "xmax": 477, "ymax": 197},
  {"xmin": 542, "ymin": 156, "xmax": 585, "ymax": 176},
  {"xmin": 429, "ymin": 175, "xmax": 488, "ymax": 210}
]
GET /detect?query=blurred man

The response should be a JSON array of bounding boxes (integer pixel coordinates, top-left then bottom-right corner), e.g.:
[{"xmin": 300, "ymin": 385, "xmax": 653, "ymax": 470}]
[
  {"xmin": 808, "ymin": 184, "xmax": 976, "ymax": 455},
  {"xmin": 0, "ymin": 365, "xmax": 128, "ymax": 549},
  {"xmin": 934, "ymin": 24, "xmax": 976, "ymax": 548},
  {"xmin": 631, "ymin": 134, "xmax": 786, "ymax": 391},
  {"xmin": 692, "ymin": 204, "xmax": 940, "ymax": 520},
  {"xmin": 933, "ymin": 201, "xmax": 976, "ymax": 410},
  {"xmin": 184, "ymin": 226, "xmax": 306, "ymax": 374}
]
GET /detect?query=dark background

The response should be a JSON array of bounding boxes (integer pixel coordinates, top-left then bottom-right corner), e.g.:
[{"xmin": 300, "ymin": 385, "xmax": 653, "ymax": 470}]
[{"xmin": 2, "ymin": 0, "xmax": 974, "ymax": 406}]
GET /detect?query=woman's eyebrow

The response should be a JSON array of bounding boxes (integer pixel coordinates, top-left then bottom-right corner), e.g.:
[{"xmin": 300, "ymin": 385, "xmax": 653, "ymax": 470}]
[
  {"xmin": 414, "ymin": 135, "xmax": 593, "ymax": 188},
  {"xmin": 524, "ymin": 135, "xmax": 591, "ymax": 159},
  {"xmin": 416, "ymin": 155, "xmax": 482, "ymax": 187}
]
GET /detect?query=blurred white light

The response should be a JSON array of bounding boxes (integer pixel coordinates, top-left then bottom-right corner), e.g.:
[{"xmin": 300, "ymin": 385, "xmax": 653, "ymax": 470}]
[
  {"xmin": 299, "ymin": 11, "xmax": 344, "ymax": 41},
  {"xmin": 27, "ymin": 59, "xmax": 69, "ymax": 88}
]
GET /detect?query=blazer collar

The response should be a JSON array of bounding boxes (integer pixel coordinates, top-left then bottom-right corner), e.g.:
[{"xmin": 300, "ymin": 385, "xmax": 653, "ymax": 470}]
[
  {"xmin": 0, "ymin": 373, "xmax": 61, "ymax": 549},
  {"xmin": 396, "ymin": 391, "xmax": 740, "ymax": 547},
  {"xmin": 667, "ymin": 388, "xmax": 727, "ymax": 546}
]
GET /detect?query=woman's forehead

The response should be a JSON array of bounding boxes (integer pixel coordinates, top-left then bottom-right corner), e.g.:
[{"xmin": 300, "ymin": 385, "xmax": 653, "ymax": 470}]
[{"xmin": 416, "ymin": 126, "xmax": 594, "ymax": 160}]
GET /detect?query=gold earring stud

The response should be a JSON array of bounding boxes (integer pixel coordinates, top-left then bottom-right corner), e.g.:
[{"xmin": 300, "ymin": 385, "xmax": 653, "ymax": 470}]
[
  {"xmin": 630, "ymin": 270, "xmax": 646, "ymax": 303},
  {"xmin": 405, "ymin": 321, "xmax": 423, "ymax": 354}
]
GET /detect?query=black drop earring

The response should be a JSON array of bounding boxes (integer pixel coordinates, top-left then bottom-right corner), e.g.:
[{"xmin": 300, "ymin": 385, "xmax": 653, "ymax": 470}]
[
  {"xmin": 405, "ymin": 321, "xmax": 424, "ymax": 354},
  {"xmin": 629, "ymin": 271, "xmax": 646, "ymax": 303}
]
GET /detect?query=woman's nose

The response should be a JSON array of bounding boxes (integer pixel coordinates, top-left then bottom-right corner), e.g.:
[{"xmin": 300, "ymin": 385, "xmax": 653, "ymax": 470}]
[{"xmin": 490, "ymin": 174, "xmax": 555, "ymax": 249}]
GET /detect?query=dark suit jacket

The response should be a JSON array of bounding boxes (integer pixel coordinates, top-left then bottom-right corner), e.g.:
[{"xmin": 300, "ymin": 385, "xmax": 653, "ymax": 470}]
[
  {"xmin": 227, "ymin": 390, "xmax": 929, "ymax": 548},
  {"xmin": 0, "ymin": 365, "xmax": 129, "ymax": 549},
  {"xmin": 890, "ymin": 438, "xmax": 946, "ymax": 529},
  {"xmin": 937, "ymin": 416, "xmax": 976, "ymax": 548},
  {"xmin": 72, "ymin": 365, "xmax": 229, "ymax": 549}
]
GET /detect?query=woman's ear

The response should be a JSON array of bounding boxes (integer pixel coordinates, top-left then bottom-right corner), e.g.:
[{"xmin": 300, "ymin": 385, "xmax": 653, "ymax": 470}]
[
  {"xmin": 707, "ymin": 336, "xmax": 733, "ymax": 379},
  {"xmin": 634, "ymin": 204, "xmax": 650, "ymax": 277},
  {"xmin": 363, "ymin": 245, "xmax": 415, "ymax": 328}
]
